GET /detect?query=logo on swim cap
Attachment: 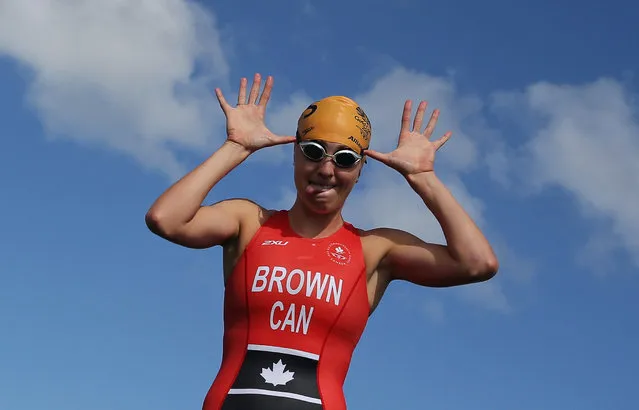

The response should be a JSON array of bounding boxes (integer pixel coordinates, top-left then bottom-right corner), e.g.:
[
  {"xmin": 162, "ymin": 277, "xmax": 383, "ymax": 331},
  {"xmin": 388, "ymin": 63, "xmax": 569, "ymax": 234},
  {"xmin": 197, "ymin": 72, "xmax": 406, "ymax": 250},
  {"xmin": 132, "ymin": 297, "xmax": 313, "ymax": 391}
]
[{"xmin": 296, "ymin": 96, "xmax": 372, "ymax": 153}]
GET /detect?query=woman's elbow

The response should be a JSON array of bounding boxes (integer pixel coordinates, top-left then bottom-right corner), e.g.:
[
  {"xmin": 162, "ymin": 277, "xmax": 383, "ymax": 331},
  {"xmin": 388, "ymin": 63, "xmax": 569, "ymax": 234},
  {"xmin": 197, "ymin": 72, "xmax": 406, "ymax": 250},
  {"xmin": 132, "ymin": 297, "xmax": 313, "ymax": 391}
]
[
  {"xmin": 145, "ymin": 209, "xmax": 172, "ymax": 237},
  {"xmin": 468, "ymin": 254, "xmax": 500, "ymax": 282}
]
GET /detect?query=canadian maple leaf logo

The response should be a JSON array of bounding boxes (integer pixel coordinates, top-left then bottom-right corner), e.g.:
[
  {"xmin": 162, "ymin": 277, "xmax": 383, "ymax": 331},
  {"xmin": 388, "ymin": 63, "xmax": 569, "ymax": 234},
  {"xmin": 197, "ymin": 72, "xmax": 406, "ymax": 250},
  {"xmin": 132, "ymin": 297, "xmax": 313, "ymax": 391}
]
[{"xmin": 260, "ymin": 359, "xmax": 295, "ymax": 387}]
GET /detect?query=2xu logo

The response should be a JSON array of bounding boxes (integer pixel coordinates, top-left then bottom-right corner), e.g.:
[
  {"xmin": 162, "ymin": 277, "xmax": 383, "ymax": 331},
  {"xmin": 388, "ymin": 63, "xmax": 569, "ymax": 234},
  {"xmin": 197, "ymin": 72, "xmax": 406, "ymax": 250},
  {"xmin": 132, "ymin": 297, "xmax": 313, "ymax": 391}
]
[{"xmin": 262, "ymin": 240, "xmax": 289, "ymax": 246}]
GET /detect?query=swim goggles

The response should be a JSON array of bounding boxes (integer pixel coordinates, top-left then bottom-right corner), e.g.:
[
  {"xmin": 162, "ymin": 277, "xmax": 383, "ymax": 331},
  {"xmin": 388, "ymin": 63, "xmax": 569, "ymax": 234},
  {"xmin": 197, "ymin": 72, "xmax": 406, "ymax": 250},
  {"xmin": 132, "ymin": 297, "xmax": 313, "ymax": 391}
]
[{"xmin": 298, "ymin": 140, "xmax": 362, "ymax": 168}]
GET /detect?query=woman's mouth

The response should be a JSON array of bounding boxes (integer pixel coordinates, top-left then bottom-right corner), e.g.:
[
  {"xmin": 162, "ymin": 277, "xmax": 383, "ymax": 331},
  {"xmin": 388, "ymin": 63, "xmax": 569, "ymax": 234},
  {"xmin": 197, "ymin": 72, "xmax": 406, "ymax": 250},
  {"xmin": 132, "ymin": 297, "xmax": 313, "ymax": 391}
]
[{"xmin": 308, "ymin": 181, "xmax": 336, "ymax": 194}]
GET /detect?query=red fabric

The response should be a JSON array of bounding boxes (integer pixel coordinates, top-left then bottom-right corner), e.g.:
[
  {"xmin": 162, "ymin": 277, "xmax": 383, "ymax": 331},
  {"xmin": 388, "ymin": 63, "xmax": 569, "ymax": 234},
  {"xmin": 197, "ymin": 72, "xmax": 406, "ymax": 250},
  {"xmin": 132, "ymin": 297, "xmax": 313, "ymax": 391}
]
[{"xmin": 202, "ymin": 210, "xmax": 369, "ymax": 410}]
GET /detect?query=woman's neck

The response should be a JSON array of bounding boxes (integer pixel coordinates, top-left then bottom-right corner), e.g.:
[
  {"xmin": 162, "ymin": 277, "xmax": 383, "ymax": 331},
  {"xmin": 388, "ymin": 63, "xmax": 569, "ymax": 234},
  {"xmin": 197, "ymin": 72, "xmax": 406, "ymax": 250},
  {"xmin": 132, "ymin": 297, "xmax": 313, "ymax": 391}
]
[{"xmin": 288, "ymin": 200, "xmax": 344, "ymax": 239}]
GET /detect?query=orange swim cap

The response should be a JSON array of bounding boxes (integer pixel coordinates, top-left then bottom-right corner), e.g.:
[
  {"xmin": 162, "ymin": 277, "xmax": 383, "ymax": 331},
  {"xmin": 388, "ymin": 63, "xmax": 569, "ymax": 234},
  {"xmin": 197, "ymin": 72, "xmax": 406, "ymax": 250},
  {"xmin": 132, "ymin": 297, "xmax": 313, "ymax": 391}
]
[{"xmin": 296, "ymin": 96, "xmax": 372, "ymax": 153}]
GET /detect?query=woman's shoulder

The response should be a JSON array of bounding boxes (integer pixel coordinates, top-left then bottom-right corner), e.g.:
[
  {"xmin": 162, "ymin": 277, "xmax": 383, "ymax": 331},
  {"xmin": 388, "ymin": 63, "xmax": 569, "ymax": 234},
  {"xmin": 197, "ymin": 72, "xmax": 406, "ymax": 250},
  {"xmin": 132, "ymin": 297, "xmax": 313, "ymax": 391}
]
[
  {"xmin": 351, "ymin": 225, "xmax": 409, "ymax": 259},
  {"xmin": 210, "ymin": 197, "xmax": 279, "ymax": 220}
]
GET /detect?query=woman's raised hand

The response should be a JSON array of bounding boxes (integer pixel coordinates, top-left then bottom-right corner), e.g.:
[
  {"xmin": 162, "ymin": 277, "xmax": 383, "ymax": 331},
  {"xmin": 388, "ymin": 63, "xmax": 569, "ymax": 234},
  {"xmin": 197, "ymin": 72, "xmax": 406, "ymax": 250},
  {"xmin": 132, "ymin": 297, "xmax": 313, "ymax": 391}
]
[
  {"xmin": 364, "ymin": 100, "xmax": 452, "ymax": 177},
  {"xmin": 215, "ymin": 73, "xmax": 296, "ymax": 153}
]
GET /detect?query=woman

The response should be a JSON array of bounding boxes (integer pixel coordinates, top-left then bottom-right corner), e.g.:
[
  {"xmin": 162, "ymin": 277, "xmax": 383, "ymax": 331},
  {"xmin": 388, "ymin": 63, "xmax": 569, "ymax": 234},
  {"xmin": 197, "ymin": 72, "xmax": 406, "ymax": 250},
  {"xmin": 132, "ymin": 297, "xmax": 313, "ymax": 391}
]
[{"xmin": 145, "ymin": 73, "xmax": 499, "ymax": 410}]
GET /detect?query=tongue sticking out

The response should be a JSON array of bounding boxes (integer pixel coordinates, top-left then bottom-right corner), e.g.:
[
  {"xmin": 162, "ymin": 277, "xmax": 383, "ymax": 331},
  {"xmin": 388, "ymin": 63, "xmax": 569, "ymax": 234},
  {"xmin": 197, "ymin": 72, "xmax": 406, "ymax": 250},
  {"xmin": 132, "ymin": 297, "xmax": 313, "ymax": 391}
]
[{"xmin": 307, "ymin": 182, "xmax": 335, "ymax": 195}]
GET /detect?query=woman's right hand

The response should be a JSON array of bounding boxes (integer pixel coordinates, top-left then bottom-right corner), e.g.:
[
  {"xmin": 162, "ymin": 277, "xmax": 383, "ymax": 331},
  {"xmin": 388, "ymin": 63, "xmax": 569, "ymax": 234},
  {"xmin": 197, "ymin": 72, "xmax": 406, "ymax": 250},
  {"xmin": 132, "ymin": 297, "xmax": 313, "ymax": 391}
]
[{"xmin": 215, "ymin": 73, "xmax": 296, "ymax": 153}]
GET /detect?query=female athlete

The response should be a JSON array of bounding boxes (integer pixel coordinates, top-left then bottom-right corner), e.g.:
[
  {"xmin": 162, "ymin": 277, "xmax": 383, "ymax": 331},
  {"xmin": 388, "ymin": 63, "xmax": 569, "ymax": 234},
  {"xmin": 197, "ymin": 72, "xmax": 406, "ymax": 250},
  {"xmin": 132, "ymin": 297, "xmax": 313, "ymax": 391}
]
[{"xmin": 145, "ymin": 73, "xmax": 499, "ymax": 410}]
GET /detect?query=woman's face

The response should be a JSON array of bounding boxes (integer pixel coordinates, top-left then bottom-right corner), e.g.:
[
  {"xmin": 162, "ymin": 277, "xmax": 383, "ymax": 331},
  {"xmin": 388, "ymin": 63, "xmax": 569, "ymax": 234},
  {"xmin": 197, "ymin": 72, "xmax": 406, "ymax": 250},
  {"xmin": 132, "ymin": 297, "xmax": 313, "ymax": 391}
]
[{"xmin": 293, "ymin": 140, "xmax": 363, "ymax": 215}]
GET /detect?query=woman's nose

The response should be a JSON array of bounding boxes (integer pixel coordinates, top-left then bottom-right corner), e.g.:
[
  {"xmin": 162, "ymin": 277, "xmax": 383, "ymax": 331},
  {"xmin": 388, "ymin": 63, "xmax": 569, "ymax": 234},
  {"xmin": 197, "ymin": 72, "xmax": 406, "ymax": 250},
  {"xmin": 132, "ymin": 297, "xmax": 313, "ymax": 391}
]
[{"xmin": 317, "ymin": 156, "xmax": 335, "ymax": 177}]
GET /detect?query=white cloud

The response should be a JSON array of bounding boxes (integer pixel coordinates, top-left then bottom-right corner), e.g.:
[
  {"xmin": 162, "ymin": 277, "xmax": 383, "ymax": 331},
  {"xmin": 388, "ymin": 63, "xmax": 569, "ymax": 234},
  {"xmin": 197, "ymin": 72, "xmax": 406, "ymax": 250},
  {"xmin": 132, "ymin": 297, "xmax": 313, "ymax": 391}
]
[
  {"xmin": 575, "ymin": 231, "xmax": 624, "ymax": 276},
  {"xmin": 354, "ymin": 67, "xmax": 482, "ymax": 172},
  {"xmin": 454, "ymin": 280, "xmax": 510, "ymax": 313},
  {"xmin": 274, "ymin": 66, "xmax": 514, "ymax": 314},
  {"xmin": 0, "ymin": 0, "xmax": 229, "ymax": 178},
  {"xmin": 343, "ymin": 166, "xmax": 485, "ymax": 242},
  {"xmin": 491, "ymin": 78, "xmax": 639, "ymax": 268},
  {"xmin": 342, "ymin": 164, "xmax": 513, "ymax": 314},
  {"xmin": 0, "ymin": 0, "xmax": 530, "ymax": 311},
  {"xmin": 345, "ymin": 68, "xmax": 513, "ymax": 313},
  {"xmin": 248, "ymin": 91, "xmax": 313, "ymax": 165}
]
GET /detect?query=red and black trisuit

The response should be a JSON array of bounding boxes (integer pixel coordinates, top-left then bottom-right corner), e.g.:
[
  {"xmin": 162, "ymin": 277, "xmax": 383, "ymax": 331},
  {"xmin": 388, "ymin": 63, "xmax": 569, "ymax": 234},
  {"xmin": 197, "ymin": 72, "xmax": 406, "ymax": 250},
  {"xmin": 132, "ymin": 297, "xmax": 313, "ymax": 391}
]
[{"xmin": 202, "ymin": 210, "xmax": 370, "ymax": 410}]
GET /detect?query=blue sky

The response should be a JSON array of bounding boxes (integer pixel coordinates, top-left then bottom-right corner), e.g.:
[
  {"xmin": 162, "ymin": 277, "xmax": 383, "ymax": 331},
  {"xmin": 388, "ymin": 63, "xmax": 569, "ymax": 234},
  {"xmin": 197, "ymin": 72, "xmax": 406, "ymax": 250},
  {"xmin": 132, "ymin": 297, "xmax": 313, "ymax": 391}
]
[{"xmin": 1, "ymin": 0, "xmax": 638, "ymax": 409}]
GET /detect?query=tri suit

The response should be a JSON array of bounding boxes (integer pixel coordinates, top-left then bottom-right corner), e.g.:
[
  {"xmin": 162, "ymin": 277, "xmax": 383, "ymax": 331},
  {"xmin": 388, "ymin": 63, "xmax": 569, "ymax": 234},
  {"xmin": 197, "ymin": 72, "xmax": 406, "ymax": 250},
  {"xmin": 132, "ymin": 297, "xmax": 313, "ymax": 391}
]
[{"xmin": 202, "ymin": 210, "xmax": 370, "ymax": 410}]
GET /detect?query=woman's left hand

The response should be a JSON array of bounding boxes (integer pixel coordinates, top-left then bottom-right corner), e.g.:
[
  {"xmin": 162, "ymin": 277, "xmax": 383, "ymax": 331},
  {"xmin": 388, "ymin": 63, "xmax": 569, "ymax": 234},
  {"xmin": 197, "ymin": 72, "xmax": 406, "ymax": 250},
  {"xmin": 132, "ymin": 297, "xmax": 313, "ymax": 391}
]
[{"xmin": 364, "ymin": 100, "xmax": 452, "ymax": 177}]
